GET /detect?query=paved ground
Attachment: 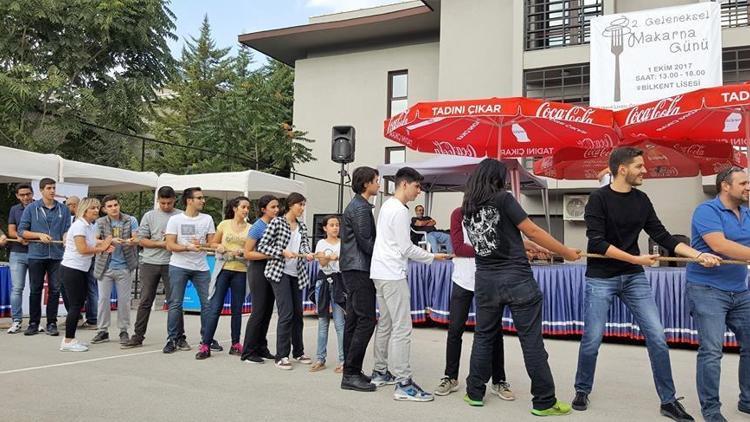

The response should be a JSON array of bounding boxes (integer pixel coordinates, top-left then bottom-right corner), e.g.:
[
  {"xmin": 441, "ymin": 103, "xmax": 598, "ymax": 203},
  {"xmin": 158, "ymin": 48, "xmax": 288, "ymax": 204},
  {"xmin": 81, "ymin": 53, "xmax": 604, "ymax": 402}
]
[{"xmin": 0, "ymin": 310, "xmax": 745, "ymax": 422}]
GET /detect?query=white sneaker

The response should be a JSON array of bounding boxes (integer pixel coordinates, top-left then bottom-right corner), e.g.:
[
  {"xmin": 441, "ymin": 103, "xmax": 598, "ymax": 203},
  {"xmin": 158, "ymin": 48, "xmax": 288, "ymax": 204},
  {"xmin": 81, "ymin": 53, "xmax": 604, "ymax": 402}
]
[
  {"xmin": 275, "ymin": 357, "xmax": 293, "ymax": 370},
  {"xmin": 60, "ymin": 339, "xmax": 89, "ymax": 352},
  {"xmin": 7, "ymin": 320, "xmax": 22, "ymax": 334}
]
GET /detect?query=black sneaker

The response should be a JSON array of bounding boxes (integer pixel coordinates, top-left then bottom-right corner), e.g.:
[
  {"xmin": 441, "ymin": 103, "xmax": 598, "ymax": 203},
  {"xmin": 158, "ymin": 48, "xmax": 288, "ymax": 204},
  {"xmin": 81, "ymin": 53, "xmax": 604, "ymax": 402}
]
[
  {"xmin": 121, "ymin": 336, "xmax": 143, "ymax": 349},
  {"xmin": 46, "ymin": 323, "xmax": 59, "ymax": 336},
  {"xmin": 163, "ymin": 339, "xmax": 177, "ymax": 354},
  {"xmin": 176, "ymin": 336, "xmax": 191, "ymax": 351},
  {"xmin": 24, "ymin": 323, "xmax": 40, "ymax": 336},
  {"xmin": 91, "ymin": 331, "xmax": 110, "ymax": 344},
  {"xmin": 572, "ymin": 391, "xmax": 589, "ymax": 411},
  {"xmin": 195, "ymin": 343, "xmax": 211, "ymax": 360},
  {"xmin": 341, "ymin": 373, "xmax": 376, "ymax": 392},
  {"xmin": 210, "ymin": 339, "xmax": 223, "ymax": 352},
  {"xmin": 359, "ymin": 372, "xmax": 372, "ymax": 383},
  {"xmin": 243, "ymin": 355, "xmax": 264, "ymax": 364},
  {"xmin": 660, "ymin": 398, "xmax": 695, "ymax": 422},
  {"xmin": 260, "ymin": 349, "xmax": 275, "ymax": 360},
  {"xmin": 119, "ymin": 331, "xmax": 129, "ymax": 345}
]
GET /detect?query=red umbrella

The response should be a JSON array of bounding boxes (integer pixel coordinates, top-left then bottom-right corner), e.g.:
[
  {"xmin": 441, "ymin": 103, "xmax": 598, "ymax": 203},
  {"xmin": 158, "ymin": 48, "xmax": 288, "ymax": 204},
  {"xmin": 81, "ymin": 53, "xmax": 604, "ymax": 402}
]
[
  {"xmin": 533, "ymin": 140, "xmax": 747, "ymax": 180},
  {"xmin": 615, "ymin": 83, "xmax": 750, "ymax": 150},
  {"xmin": 384, "ymin": 97, "xmax": 618, "ymax": 159}
]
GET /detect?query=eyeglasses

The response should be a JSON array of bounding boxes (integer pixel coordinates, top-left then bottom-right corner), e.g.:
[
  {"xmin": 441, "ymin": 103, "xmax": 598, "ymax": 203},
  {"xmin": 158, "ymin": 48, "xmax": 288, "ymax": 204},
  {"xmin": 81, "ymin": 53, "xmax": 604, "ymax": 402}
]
[{"xmin": 191, "ymin": 196, "xmax": 206, "ymax": 201}]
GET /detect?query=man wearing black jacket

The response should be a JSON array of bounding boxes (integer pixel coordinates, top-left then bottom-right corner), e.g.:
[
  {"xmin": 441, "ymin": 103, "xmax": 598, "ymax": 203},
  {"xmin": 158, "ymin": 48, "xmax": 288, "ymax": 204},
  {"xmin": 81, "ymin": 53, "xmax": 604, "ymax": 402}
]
[
  {"xmin": 339, "ymin": 166, "xmax": 380, "ymax": 392},
  {"xmin": 572, "ymin": 147, "xmax": 720, "ymax": 421}
]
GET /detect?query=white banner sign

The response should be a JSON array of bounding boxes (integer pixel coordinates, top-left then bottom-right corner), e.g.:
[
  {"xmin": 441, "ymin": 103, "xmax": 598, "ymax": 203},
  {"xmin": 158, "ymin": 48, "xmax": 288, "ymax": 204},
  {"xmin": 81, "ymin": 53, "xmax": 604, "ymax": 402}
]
[{"xmin": 590, "ymin": 2, "xmax": 722, "ymax": 110}]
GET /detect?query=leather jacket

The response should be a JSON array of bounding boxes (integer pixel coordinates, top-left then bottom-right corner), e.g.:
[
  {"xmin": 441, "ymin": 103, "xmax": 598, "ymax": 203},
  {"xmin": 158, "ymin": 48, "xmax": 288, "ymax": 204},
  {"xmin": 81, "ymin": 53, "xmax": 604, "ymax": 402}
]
[{"xmin": 340, "ymin": 194, "xmax": 376, "ymax": 272}]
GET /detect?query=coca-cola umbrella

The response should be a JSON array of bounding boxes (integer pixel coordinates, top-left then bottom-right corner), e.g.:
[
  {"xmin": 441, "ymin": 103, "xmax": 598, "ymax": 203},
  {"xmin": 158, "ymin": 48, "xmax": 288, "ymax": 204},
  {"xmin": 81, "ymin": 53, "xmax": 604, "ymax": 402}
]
[
  {"xmin": 615, "ymin": 83, "xmax": 750, "ymax": 163},
  {"xmin": 383, "ymin": 97, "xmax": 619, "ymax": 160},
  {"xmin": 533, "ymin": 140, "xmax": 747, "ymax": 180}
]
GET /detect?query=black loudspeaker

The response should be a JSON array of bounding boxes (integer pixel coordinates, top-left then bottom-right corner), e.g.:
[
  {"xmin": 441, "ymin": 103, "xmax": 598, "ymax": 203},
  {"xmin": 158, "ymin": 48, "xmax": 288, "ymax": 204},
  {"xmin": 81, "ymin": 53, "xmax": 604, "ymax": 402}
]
[{"xmin": 331, "ymin": 126, "xmax": 355, "ymax": 163}]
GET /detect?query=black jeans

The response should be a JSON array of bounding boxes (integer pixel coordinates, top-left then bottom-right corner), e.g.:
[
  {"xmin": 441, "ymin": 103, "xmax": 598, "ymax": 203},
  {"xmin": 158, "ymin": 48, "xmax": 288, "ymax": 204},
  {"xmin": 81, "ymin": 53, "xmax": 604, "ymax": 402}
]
[
  {"xmin": 241, "ymin": 260, "xmax": 276, "ymax": 359},
  {"xmin": 467, "ymin": 271, "xmax": 556, "ymax": 411},
  {"xmin": 341, "ymin": 270, "xmax": 377, "ymax": 376},
  {"xmin": 61, "ymin": 266, "xmax": 88, "ymax": 339},
  {"xmin": 270, "ymin": 273, "xmax": 305, "ymax": 360},
  {"xmin": 133, "ymin": 263, "xmax": 176, "ymax": 340},
  {"xmin": 446, "ymin": 282, "xmax": 505, "ymax": 383},
  {"xmin": 27, "ymin": 258, "xmax": 62, "ymax": 326}
]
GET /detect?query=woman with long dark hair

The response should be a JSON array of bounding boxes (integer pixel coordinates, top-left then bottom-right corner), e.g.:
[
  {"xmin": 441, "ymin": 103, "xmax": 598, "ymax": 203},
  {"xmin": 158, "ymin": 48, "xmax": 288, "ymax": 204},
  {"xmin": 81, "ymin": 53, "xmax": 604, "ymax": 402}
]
[
  {"xmin": 240, "ymin": 195, "xmax": 280, "ymax": 363},
  {"xmin": 196, "ymin": 196, "xmax": 251, "ymax": 359},
  {"xmin": 257, "ymin": 192, "xmax": 314, "ymax": 370},
  {"xmin": 461, "ymin": 158, "xmax": 580, "ymax": 415}
]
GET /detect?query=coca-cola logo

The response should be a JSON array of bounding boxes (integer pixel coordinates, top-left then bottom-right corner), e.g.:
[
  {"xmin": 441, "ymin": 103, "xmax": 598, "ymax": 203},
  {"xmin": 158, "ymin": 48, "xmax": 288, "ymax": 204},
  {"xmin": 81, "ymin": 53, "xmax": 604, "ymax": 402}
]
[
  {"xmin": 651, "ymin": 166, "xmax": 679, "ymax": 177},
  {"xmin": 386, "ymin": 111, "xmax": 410, "ymax": 134},
  {"xmin": 536, "ymin": 102, "xmax": 595, "ymax": 124},
  {"xmin": 583, "ymin": 148, "xmax": 611, "ymax": 159},
  {"xmin": 677, "ymin": 144, "xmax": 705, "ymax": 157},
  {"xmin": 624, "ymin": 96, "xmax": 682, "ymax": 126},
  {"xmin": 577, "ymin": 133, "xmax": 615, "ymax": 149},
  {"xmin": 432, "ymin": 141, "xmax": 477, "ymax": 157}
]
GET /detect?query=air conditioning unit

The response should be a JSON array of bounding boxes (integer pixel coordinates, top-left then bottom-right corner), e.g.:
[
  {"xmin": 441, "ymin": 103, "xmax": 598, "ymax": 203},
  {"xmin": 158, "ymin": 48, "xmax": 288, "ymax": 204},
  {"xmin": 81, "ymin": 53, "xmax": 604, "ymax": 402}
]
[{"xmin": 563, "ymin": 194, "xmax": 589, "ymax": 221}]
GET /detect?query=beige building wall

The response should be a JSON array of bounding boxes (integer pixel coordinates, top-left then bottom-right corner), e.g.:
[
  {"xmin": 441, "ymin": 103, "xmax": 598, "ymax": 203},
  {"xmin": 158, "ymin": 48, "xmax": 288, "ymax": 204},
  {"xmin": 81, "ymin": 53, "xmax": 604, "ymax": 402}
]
[
  {"xmin": 293, "ymin": 40, "xmax": 439, "ymax": 221},
  {"xmin": 289, "ymin": 0, "xmax": 748, "ymax": 250}
]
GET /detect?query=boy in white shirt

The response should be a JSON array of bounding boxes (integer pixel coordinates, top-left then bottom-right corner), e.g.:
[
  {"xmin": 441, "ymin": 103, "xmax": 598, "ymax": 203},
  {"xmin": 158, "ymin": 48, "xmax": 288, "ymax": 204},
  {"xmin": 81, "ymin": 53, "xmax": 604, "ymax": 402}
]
[
  {"xmin": 370, "ymin": 167, "xmax": 451, "ymax": 402},
  {"xmin": 163, "ymin": 187, "xmax": 216, "ymax": 354}
]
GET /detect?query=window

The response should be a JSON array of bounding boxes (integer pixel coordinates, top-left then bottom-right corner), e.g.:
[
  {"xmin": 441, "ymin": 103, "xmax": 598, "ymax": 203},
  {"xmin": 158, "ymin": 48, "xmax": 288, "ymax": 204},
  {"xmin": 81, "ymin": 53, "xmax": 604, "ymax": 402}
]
[
  {"xmin": 714, "ymin": 0, "xmax": 749, "ymax": 28},
  {"xmin": 723, "ymin": 46, "xmax": 750, "ymax": 84},
  {"xmin": 523, "ymin": 63, "xmax": 591, "ymax": 104},
  {"xmin": 387, "ymin": 70, "xmax": 408, "ymax": 117},
  {"xmin": 385, "ymin": 146, "xmax": 406, "ymax": 195},
  {"xmin": 525, "ymin": 0, "xmax": 603, "ymax": 51}
]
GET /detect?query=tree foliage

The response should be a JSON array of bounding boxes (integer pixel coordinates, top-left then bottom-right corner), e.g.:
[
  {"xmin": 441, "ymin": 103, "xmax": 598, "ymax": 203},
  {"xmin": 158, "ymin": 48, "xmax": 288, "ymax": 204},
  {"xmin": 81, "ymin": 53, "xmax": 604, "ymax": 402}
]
[{"xmin": 147, "ymin": 16, "xmax": 314, "ymax": 176}]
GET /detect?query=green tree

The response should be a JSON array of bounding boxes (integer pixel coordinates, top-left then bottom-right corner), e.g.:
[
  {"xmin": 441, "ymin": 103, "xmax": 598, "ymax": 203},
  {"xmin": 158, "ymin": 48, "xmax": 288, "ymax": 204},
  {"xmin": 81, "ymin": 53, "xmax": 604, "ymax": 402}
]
[
  {"xmin": 0, "ymin": 0, "xmax": 177, "ymax": 166},
  {"xmin": 148, "ymin": 16, "xmax": 314, "ymax": 176}
]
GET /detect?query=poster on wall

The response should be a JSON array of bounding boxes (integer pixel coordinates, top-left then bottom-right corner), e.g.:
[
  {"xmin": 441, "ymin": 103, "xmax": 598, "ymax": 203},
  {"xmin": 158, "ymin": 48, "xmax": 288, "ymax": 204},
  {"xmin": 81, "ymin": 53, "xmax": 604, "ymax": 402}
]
[{"xmin": 590, "ymin": 2, "xmax": 722, "ymax": 110}]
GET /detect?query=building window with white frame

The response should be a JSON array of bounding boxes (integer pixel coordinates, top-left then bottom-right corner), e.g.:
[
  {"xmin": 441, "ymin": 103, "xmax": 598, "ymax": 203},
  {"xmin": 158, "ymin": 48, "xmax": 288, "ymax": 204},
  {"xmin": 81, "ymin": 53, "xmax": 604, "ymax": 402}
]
[
  {"xmin": 384, "ymin": 146, "xmax": 406, "ymax": 195},
  {"xmin": 523, "ymin": 63, "xmax": 590, "ymax": 105},
  {"xmin": 525, "ymin": 0, "xmax": 603, "ymax": 51},
  {"xmin": 713, "ymin": 0, "xmax": 749, "ymax": 28},
  {"xmin": 387, "ymin": 70, "xmax": 408, "ymax": 117},
  {"xmin": 723, "ymin": 46, "xmax": 750, "ymax": 84}
]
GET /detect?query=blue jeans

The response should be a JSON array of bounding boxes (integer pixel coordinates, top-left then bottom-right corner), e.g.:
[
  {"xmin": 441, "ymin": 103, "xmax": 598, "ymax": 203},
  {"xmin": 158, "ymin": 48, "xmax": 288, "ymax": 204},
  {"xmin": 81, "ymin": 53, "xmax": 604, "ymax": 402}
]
[
  {"xmin": 202, "ymin": 269, "xmax": 247, "ymax": 345},
  {"xmin": 687, "ymin": 283, "xmax": 750, "ymax": 419},
  {"xmin": 574, "ymin": 273, "xmax": 676, "ymax": 404},
  {"xmin": 315, "ymin": 280, "xmax": 345, "ymax": 363},
  {"xmin": 9, "ymin": 252, "xmax": 28, "ymax": 322},
  {"xmin": 426, "ymin": 232, "xmax": 453, "ymax": 254},
  {"xmin": 167, "ymin": 266, "xmax": 210, "ymax": 341}
]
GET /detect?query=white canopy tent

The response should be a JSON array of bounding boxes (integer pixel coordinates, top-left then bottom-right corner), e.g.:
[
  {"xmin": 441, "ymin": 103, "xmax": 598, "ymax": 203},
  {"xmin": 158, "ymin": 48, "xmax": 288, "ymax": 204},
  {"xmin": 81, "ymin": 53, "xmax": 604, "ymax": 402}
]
[
  {"xmin": 0, "ymin": 146, "xmax": 61, "ymax": 183},
  {"xmin": 60, "ymin": 158, "xmax": 158, "ymax": 194},
  {"xmin": 156, "ymin": 170, "xmax": 306, "ymax": 201},
  {"xmin": 377, "ymin": 155, "xmax": 551, "ymax": 230}
]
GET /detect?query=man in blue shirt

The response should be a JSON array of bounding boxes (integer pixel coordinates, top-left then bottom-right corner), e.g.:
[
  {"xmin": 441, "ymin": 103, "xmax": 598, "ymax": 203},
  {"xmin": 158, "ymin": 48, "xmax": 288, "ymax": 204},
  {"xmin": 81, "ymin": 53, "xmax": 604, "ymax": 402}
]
[
  {"xmin": 91, "ymin": 195, "xmax": 139, "ymax": 345},
  {"xmin": 17, "ymin": 178, "xmax": 71, "ymax": 336},
  {"xmin": 7, "ymin": 183, "xmax": 33, "ymax": 334},
  {"xmin": 687, "ymin": 166, "xmax": 750, "ymax": 422}
]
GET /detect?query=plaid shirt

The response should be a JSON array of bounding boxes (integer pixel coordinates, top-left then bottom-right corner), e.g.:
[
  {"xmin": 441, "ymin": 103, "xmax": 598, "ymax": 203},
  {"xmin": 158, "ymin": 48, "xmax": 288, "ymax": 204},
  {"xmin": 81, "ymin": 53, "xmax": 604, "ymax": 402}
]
[{"xmin": 257, "ymin": 216, "xmax": 312, "ymax": 289}]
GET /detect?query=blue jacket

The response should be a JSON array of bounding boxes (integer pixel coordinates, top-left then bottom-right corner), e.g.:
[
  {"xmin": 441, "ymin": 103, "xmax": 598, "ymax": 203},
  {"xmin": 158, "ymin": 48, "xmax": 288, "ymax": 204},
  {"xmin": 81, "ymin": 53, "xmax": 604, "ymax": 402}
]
[{"xmin": 17, "ymin": 199, "xmax": 71, "ymax": 260}]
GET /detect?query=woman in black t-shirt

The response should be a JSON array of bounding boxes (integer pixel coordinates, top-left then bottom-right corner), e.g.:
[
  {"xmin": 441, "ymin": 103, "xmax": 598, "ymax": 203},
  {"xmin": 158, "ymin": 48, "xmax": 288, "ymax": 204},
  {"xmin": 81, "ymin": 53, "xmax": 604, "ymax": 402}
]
[{"xmin": 461, "ymin": 158, "xmax": 580, "ymax": 415}]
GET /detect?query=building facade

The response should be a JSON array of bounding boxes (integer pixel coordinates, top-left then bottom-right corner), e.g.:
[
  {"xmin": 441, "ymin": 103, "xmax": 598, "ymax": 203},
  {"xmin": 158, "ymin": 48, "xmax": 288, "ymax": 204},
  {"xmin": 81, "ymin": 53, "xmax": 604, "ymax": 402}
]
[{"xmin": 240, "ymin": 0, "xmax": 750, "ymax": 252}]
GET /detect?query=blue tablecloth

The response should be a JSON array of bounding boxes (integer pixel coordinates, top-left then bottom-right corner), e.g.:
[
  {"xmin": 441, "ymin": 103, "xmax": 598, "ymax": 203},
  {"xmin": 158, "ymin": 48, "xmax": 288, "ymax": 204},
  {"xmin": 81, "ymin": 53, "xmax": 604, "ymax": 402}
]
[{"xmin": 0, "ymin": 265, "xmax": 11, "ymax": 318}]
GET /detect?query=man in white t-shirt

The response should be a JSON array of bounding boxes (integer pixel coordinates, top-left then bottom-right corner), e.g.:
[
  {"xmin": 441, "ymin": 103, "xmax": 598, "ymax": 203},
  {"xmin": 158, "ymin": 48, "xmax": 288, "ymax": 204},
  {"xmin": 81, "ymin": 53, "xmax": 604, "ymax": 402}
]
[
  {"xmin": 370, "ymin": 167, "xmax": 451, "ymax": 402},
  {"xmin": 163, "ymin": 187, "xmax": 216, "ymax": 354}
]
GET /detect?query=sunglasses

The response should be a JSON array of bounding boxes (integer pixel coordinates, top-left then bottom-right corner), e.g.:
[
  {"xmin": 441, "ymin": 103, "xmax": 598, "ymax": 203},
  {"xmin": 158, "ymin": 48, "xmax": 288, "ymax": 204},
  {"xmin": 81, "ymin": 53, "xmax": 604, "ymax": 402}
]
[{"xmin": 718, "ymin": 166, "xmax": 745, "ymax": 185}]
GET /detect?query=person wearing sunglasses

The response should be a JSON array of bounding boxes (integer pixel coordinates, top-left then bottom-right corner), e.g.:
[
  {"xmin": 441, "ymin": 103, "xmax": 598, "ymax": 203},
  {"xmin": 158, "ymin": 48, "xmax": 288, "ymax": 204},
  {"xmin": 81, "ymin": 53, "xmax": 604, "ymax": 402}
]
[
  {"xmin": 163, "ymin": 187, "xmax": 216, "ymax": 354},
  {"xmin": 686, "ymin": 166, "xmax": 750, "ymax": 422}
]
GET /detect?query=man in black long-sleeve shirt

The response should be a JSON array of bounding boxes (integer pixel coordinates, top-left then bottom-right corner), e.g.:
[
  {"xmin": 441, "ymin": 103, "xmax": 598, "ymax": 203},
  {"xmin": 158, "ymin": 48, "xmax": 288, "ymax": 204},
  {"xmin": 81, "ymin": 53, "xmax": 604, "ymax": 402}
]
[
  {"xmin": 572, "ymin": 147, "xmax": 720, "ymax": 422},
  {"xmin": 339, "ymin": 166, "xmax": 380, "ymax": 392}
]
